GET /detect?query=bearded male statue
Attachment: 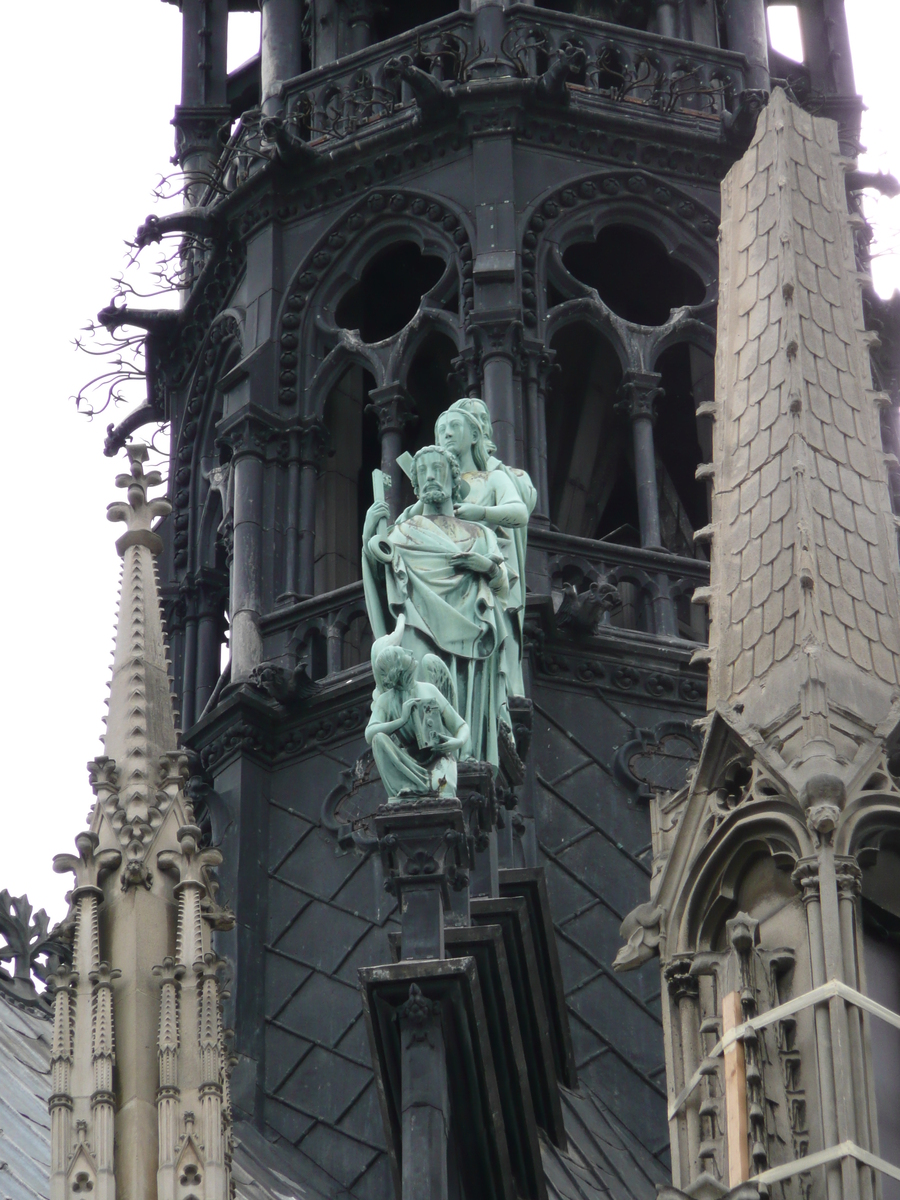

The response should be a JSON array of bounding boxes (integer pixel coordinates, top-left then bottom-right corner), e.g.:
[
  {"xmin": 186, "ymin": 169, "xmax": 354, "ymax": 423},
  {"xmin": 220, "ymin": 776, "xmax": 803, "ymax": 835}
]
[{"xmin": 362, "ymin": 442, "xmax": 513, "ymax": 770}]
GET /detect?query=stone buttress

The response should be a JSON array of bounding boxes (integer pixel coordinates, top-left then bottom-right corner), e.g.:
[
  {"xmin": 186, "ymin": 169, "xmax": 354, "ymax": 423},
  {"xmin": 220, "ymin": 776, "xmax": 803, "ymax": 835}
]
[
  {"xmin": 616, "ymin": 89, "xmax": 900, "ymax": 1200},
  {"xmin": 49, "ymin": 445, "xmax": 233, "ymax": 1200}
]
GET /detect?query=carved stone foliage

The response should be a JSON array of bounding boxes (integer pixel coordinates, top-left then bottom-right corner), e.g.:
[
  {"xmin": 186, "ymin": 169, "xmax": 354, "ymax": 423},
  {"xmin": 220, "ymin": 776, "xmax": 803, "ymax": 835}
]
[{"xmin": 0, "ymin": 891, "xmax": 70, "ymax": 1010}]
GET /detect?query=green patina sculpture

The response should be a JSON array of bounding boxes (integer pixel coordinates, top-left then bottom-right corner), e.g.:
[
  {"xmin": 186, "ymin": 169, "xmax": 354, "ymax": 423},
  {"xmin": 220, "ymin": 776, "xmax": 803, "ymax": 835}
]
[
  {"xmin": 362, "ymin": 405, "xmax": 536, "ymax": 802},
  {"xmin": 365, "ymin": 621, "xmax": 469, "ymax": 801}
]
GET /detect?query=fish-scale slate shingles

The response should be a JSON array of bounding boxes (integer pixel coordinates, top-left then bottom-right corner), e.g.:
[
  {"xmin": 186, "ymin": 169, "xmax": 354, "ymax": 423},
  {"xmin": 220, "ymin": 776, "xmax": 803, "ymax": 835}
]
[{"xmin": 712, "ymin": 89, "xmax": 900, "ymax": 705}]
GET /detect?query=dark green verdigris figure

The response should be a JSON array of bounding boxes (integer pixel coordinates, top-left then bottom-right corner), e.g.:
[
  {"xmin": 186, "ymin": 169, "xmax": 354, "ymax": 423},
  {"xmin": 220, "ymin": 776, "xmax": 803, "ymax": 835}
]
[{"xmin": 362, "ymin": 403, "xmax": 536, "ymax": 802}]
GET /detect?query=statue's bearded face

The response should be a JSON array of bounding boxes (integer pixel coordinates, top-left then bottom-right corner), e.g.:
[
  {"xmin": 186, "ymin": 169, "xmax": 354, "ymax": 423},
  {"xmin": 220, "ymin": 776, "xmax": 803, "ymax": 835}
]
[
  {"xmin": 416, "ymin": 451, "xmax": 452, "ymax": 504},
  {"xmin": 436, "ymin": 412, "xmax": 476, "ymax": 458}
]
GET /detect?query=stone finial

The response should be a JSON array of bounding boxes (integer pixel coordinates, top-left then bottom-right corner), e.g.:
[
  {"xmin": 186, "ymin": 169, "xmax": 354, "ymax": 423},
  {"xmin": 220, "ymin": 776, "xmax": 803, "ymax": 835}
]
[
  {"xmin": 107, "ymin": 443, "xmax": 172, "ymax": 557},
  {"xmin": 93, "ymin": 444, "xmax": 182, "ymax": 861},
  {"xmin": 0, "ymin": 890, "xmax": 70, "ymax": 1008}
]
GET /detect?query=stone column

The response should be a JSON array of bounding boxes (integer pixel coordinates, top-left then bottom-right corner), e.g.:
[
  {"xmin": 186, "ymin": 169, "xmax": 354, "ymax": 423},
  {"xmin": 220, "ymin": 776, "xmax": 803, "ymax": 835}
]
[
  {"xmin": 261, "ymin": 0, "xmax": 304, "ymax": 113},
  {"xmin": 720, "ymin": 0, "xmax": 769, "ymax": 92},
  {"xmin": 367, "ymin": 384, "xmax": 417, "ymax": 521},
  {"xmin": 617, "ymin": 371, "xmax": 678, "ymax": 637},
  {"xmin": 793, "ymin": 857, "xmax": 844, "ymax": 1200},
  {"xmin": 298, "ymin": 418, "xmax": 328, "ymax": 597},
  {"xmin": 280, "ymin": 428, "xmax": 302, "ymax": 602},
  {"xmin": 180, "ymin": 581, "xmax": 199, "ymax": 731},
  {"xmin": 521, "ymin": 339, "xmax": 553, "ymax": 519},
  {"xmin": 173, "ymin": 0, "xmax": 230, "ymax": 206},
  {"xmin": 341, "ymin": 0, "xmax": 376, "ymax": 55},
  {"xmin": 468, "ymin": 0, "xmax": 517, "ymax": 80},
  {"xmin": 225, "ymin": 416, "xmax": 270, "ymax": 683},
  {"xmin": 471, "ymin": 318, "xmax": 522, "ymax": 466},
  {"xmin": 665, "ymin": 959, "xmax": 702, "ymax": 1184},
  {"xmin": 196, "ymin": 572, "xmax": 227, "ymax": 717},
  {"xmin": 653, "ymin": 0, "xmax": 679, "ymax": 39},
  {"xmin": 837, "ymin": 859, "xmax": 876, "ymax": 1200}
]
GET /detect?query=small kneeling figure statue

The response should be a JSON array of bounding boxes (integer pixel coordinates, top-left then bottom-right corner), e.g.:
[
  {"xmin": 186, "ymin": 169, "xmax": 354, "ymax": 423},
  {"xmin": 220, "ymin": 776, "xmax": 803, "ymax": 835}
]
[{"xmin": 365, "ymin": 629, "xmax": 469, "ymax": 804}]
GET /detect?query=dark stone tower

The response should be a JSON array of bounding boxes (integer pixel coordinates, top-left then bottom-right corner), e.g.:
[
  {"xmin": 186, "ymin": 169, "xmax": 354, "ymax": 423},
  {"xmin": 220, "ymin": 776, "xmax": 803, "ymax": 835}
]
[{"xmin": 96, "ymin": 1, "xmax": 878, "ymax": 1197}]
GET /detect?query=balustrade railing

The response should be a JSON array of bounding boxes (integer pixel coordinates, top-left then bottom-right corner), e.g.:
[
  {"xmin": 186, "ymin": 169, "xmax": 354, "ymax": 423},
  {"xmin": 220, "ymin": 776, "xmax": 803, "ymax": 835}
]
[
  {"xmin": 506, "ymin": 5, "xmax": 747, "ymax": 119},
  {"xmin": 529, "ymin": 526, "xmax": 709, "ymax": 642},
  {"xmin": 261, "ymin": 533, "xmax": 709, "ymax": 684},
  {"xmin": 216, "ymin": 7, "xmax": 749, "ymax": 195}
]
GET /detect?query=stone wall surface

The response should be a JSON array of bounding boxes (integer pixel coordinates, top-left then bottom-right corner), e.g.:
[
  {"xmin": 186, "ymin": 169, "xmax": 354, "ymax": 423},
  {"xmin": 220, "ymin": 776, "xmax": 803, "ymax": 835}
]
[{"xmin": 710, "ymin": 88, "xmax": 900, "ymax": 737}]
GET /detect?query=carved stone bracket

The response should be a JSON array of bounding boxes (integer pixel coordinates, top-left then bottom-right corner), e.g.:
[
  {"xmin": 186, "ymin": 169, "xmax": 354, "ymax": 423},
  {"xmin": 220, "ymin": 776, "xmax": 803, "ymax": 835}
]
[{"xmin": 375, "ymin": 798, "xmax": 471, "ymax": 959}]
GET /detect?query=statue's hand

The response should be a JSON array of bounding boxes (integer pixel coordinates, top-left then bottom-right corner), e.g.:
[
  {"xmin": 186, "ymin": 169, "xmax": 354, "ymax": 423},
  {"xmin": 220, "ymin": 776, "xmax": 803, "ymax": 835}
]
[
  {"xmin": 363, "ymin": 499, "xmax": 390, "ymax": 542},
  {"xmin": 454, "ymin": 502, "xmax": 487, "ymax": 522},
  {"xmin": 452, "ymin": 550, "xmax": 494, "ymax": 576}
]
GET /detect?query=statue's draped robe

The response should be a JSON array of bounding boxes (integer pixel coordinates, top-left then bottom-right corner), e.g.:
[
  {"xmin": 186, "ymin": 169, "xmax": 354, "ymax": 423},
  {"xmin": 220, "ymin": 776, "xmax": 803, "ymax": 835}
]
[
  {"xmin": 460, "ymin": 460, "xmax": 537, "ymax": 698},
  {"xmin": 363, "ymin": 512, "xmax": 510, "ymax": 767}
]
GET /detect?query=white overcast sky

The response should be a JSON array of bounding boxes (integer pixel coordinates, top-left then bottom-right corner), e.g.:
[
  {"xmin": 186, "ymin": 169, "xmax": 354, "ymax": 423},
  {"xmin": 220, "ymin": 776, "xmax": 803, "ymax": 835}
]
[{"xmin": 0, "ymin": 2, "xmax": 897, "ymax": 925}]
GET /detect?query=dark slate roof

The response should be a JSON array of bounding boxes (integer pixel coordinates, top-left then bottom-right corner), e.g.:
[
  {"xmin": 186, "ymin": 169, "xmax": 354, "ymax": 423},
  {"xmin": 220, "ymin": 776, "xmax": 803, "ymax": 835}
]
[
  {"xmin": 0, "ymin": 991, "xmax": 345, "ymax": 1200},
  {"xmin": 0, "ymin": 983, "xmax": 669, "ymax": 1200},
  {"xmin": 0, "ymin": 994, "xmax": 52, "ymax": 1200},
  {"xmin": 232, "ymin": 1123, "xmax": 344, "ymax": 1200},
  {"xmin": 543, "ymin": 1085, "xmax": 669, "ymax": 1200}
]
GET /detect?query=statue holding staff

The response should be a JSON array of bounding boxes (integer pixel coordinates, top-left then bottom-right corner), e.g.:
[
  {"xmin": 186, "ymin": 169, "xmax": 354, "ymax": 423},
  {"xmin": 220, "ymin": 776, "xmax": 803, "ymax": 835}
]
[
  {"xmin": 395, "ymin": 398, "xmax": 537, "ymax": 698},
  {"xmin": 362, "ymin": 443, "xmax": 512, "ymax": 770}
]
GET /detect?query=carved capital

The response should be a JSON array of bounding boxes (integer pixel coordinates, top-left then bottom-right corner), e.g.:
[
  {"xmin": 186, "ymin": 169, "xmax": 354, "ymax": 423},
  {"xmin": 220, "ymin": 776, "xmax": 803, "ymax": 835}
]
[
  {"xmin": 616, "ymin": 371, "xmax": 664, "ymax": 423},
  {"xmin": 171, "ymin": 104, "xmax": 232, "ymax": 167},
  {"xmin": 664, "ymin": 955, "xmax": 698, "ymax": 1001},
  {"xmin": 450, "ymin": 346, "xmax": 482, "ymax": 395},
  {"xmin": 298, "ymin": 417, "xmax": 329, "ymax": 469},
  {"xmin": 469, "ymin": 313, "xmax": 523, "ymax": 362},
  {"xmin": 521, "ymin": 338, "xmax": 557, "ymax": 388},
  {"xmin": 366, "ymin": 384, "xmax": 418, "ymax": 437},
  {"xmin": 835, "ymin": 855, "xmax": 863, "ymax": 899},
  {"xmin": 791, "ymin": 857, "xmax": 820, "ymax": 904},
  {"xmin": 180, "ymin": 569, "xmax": 228, "ymax": 620},
  {"xmin": 218, "ymin": 409, "xmax": 280, "ymax": 462}
]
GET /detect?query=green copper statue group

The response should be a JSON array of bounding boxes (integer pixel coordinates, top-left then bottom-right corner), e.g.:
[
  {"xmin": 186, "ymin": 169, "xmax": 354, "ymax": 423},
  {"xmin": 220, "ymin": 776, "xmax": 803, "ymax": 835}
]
[{"xmin": 362, "ymin": 397, "xmax": 536, "ymax": 802}]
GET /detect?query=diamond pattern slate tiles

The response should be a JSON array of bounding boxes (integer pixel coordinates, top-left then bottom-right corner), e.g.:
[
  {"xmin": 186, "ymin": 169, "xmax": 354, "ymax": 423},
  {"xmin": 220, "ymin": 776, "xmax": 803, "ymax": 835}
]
[
  {"xmin": 530, "ymin": 681, "xmax": 672, "ymax": 1164},
  {"xmin": 264, "ymin": 755, "xmax": 399, "ymax": 1192}
]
